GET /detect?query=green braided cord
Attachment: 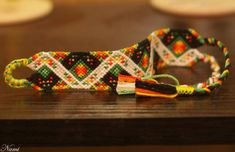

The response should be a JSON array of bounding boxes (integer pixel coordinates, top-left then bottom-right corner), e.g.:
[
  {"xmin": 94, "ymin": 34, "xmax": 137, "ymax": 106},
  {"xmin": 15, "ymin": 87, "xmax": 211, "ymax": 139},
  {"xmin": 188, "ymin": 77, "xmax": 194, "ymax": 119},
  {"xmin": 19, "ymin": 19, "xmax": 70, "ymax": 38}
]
[
  {"xmin": 194, "ymin": 37, "xmax": 231, "ymax": 95},
  {"xmin": 142, "ymin": 74, "xmax": 180, "ymax": 86},
  {"xmin": 4, "ymin": 59, "xmax": 31, "ymax": 88}
]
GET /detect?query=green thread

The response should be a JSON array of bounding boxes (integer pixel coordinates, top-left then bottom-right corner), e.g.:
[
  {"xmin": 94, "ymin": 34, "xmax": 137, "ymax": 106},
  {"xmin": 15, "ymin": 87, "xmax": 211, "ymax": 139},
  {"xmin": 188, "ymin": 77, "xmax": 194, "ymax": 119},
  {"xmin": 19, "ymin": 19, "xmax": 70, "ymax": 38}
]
[{"xmin": 142, "ymin": 74, "xmax": 180, "ymax": 86}]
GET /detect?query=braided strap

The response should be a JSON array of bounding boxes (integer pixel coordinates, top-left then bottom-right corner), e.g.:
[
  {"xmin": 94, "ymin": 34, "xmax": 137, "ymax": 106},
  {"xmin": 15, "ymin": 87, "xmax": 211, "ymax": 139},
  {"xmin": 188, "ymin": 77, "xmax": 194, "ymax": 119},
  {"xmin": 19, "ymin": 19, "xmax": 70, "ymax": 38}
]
[
  {"xmin": 4, "ymin": 59, "xmax": 30, "ymax": 88},
  {"xmin": 3, "ymin": 28, "xmax": 230, "ymax": 98},
  {"xmin": 191, "ymin": 37, "xmax": 230, "ymax": 95}
]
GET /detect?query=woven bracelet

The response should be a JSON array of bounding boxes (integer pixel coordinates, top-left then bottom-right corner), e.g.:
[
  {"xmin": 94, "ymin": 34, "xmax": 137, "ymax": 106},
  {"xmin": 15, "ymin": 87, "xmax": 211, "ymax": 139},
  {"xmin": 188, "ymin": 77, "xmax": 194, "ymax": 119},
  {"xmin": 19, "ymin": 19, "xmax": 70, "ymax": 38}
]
[{"xmin": 4, "ymin": 28, "xmax": 230, "ymax": 98}]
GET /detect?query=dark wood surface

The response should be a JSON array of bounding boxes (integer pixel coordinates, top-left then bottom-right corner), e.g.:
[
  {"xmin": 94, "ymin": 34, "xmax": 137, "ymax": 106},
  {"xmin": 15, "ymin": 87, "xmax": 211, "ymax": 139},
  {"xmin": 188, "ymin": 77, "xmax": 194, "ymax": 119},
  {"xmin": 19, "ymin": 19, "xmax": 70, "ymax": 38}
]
[{"xmin": 0, "ymin": 0, "xmax": 235, "ymax": 146}]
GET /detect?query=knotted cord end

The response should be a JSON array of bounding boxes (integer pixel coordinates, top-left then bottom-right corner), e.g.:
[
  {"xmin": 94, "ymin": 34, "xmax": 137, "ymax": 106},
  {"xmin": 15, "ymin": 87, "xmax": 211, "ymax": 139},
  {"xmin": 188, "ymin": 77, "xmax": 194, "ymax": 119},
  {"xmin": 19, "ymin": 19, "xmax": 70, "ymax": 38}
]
[
  {"xmin": 4, "ymin": 58, "xmax": 30, "ymax": 88},
  {"xmin": 176, "ymin": 85, "xmax": 195, "ymax": 96}
]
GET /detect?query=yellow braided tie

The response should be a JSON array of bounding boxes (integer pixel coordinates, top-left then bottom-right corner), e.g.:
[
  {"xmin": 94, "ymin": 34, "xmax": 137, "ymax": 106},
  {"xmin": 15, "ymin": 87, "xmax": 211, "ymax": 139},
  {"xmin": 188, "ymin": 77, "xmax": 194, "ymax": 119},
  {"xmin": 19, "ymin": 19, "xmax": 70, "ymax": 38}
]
[
  {"xmin": 4, "ymin": 59, "xmax": 30, "ymax": 88},
  {"xmin": 176, "ymin": 85, "xmax": 195, "ymax": 95}
]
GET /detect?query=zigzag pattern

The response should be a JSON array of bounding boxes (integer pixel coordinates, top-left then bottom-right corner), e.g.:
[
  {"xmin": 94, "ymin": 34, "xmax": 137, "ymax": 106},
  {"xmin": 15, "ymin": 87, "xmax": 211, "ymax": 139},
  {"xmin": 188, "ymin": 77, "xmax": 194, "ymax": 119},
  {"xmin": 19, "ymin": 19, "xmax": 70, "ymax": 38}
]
[
  {"xmin": 4, "ymin": 28, "xmax": 229, "ymax": 97},
  {"xmin": 26, "ymin": 38, "xmax": 153, "ymax": 91},
  {"xmin": 25, "ymin": 28, "xmax": 219, "ymax": 91},
  {"xmin": 27, "ymin": 51, "xmax": 150, "ymax": 89}
]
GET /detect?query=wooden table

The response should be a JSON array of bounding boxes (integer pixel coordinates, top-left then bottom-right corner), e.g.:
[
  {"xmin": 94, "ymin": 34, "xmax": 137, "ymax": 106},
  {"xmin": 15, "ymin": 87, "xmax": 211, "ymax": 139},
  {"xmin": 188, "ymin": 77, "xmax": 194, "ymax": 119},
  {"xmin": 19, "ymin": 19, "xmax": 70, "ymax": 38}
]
[{"xmin": 0, "ymin": 0, "xmax": 235, "ymax": 146}]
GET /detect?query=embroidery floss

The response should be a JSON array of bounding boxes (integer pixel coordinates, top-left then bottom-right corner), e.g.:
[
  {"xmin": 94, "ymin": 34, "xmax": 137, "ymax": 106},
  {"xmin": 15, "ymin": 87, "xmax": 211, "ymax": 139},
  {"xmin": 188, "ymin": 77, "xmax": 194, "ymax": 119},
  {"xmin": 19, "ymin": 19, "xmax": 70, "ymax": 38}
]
[{"xmin": 4, "ymin": 28, "xmax": 230, "ymax": 98}]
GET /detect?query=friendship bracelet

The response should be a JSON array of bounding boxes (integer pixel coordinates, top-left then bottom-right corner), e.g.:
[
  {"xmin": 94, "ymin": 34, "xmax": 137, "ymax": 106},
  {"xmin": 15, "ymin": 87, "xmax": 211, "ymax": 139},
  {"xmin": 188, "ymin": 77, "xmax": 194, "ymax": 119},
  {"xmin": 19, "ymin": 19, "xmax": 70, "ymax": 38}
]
[{"xmin": 4, "ymin": 28, "xmax": 230, "ymax": 98}]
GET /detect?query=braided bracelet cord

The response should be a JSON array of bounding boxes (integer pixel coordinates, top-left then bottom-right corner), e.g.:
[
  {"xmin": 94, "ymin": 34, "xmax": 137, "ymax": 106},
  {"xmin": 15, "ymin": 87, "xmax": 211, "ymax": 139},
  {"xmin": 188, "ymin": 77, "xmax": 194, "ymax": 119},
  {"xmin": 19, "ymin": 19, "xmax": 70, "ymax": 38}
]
[
  {"xmin": 4, "ymin": 59, "xmax": 30, "ymax": 88},
  {"xmin": 188, "ymin": 37, "xmax": 230, "ymax": 95},
  {"xmin": 131, "ymin": 53, "xmax": 224, "ymax": 98}
]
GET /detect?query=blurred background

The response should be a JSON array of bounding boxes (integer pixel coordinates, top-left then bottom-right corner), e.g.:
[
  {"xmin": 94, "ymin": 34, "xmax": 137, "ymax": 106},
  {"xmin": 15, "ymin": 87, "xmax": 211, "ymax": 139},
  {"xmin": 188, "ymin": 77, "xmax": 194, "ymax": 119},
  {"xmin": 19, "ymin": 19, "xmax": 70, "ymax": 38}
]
[{"xmin": 0, "ymin": 0, "xmax": 235, "ymax": 151}]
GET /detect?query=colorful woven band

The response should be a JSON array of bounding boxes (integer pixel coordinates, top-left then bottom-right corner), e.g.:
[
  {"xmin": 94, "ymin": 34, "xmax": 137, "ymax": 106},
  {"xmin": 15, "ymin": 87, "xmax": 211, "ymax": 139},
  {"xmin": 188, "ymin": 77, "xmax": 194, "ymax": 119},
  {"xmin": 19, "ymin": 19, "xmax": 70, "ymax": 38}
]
[{"xmin": 4, "ymin": 28, "xmax": 230, "ymax": 98}]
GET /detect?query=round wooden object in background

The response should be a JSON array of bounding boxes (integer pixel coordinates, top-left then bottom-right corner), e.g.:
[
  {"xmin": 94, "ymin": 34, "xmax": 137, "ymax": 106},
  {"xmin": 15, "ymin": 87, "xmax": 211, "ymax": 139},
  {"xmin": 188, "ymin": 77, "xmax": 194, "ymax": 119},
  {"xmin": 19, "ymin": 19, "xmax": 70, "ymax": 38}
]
[
  {"xmin": 0, "ymin": 0, "xmax": 53, "ymax": 25},
  {"xmin": 150, "ymin": 0, "xmax": 235, "ymax": 17}
]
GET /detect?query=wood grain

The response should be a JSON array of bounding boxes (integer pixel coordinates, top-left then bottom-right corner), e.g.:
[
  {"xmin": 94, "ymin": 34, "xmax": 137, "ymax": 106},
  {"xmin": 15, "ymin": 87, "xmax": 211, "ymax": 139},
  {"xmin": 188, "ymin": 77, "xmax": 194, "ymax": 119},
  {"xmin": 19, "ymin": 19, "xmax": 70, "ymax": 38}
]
[{"xmin": 0, "ymin": 0, "xmax": 235, "ymax": 146}]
